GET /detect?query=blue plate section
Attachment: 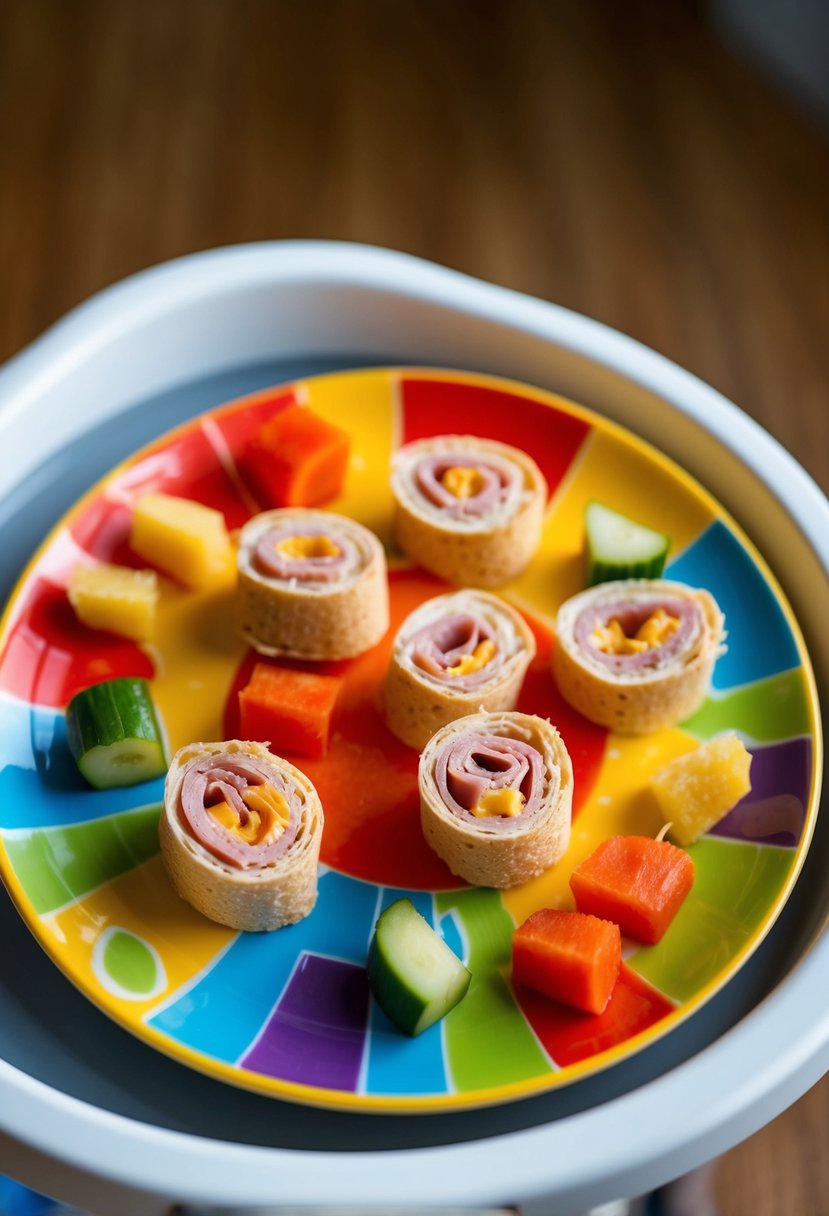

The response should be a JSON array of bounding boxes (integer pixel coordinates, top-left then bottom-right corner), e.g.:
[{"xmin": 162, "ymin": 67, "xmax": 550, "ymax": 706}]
[
  {"xmin": 148, "ymin": 869, "xmax": 378, "ymax": 1064},
  {"xmin": 0, "ymin": 693, "xmax": 165, "ymax": 830},
  {"xmin": 667, "ymin": 522, "xmax": 800, "ymax": 689},
  {"xmin": 364, "ymin": 888, "xmax": 449, "ymax": 1097}
]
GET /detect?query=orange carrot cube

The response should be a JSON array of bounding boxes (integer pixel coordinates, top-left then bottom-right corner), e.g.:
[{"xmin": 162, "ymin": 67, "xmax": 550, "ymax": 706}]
[
  {"xmin": 570, "ymin": 835, "xmax": 694, "ymax": 945},
  {"xmin": 512, "ymin": 908, "xmax": 621, "ymax": 1015},
  {"xmin": 242, "ymin": 404, "xmax": 350, "ymax": 507},
  {"xmin": 238, "ymin": 662, "xmax": 343, "ymax": 759}
]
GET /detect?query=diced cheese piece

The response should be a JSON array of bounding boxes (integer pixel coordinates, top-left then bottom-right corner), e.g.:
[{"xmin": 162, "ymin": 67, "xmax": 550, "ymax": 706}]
[
  {"xmin": 471, "ymin": 787, "xmax": 525, "ymax": 818},
  {"xmin": 446, "ymin": 639, "xmax": 497, "ymax": 677},
  {"xmin": 130, "ymin": 493, "xmax": 235, "ymax": 590},
  {"xmin": 441, "ymin": 466, "xmax": 486, "ymax": 499},
  {"xmin": 650, "ymin": 733, "xmax": 752, "ymax": 846},
  {"xmin": 67, "ymin": 563, "xmax": 159, "ymax": 641}
]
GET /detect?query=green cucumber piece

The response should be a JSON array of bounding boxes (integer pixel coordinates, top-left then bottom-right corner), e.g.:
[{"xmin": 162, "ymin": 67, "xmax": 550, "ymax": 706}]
[
  {"xmin": 66, "ymin": 677, "xmax": 167, "ymax": 789},
  {"xmin": 585, "ymin": 501, "xmax": 670, "ymax": 585},
  {"xmin": 367, "ymin": 898, "xmax": 471, "ymax": 1037}
]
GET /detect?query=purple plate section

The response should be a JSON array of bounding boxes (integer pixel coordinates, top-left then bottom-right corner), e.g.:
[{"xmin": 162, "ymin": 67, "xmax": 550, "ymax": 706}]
[
  {"xmin": 711, "ymin": 737, "xmax": 811, "ymax": 847},
  {"xmin": 242, "ymin": 952, "xmax": 370, "ymax": 1091}
]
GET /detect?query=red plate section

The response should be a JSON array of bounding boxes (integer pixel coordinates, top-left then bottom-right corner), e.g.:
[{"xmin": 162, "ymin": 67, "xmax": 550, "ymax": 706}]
[{"xmin": 400, "ymin": 376, "xmax": 591, "ymax": 498}]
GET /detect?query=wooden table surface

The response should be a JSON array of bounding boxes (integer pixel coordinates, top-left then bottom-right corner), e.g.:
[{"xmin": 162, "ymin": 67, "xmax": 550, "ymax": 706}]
[{"xmin": 1, "ymin": 2, "xmax": 828, "ymax": 1212}]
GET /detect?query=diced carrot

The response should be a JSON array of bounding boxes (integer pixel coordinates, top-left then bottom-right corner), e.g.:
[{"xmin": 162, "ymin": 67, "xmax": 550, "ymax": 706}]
[
  {"xmin": 242, "ymin": 404, "xmax": 350, "ymax": 507},
  {"xmin": 238, "ymin": 662, "xmax": 343, "ymax": 759},
  {"xmin": 570, "ymin": 835, "xmax": 694, "ymax": 946},
  {"xmin": 512, "ymin": 908, "xmax": 621, "ymax": 1015}
]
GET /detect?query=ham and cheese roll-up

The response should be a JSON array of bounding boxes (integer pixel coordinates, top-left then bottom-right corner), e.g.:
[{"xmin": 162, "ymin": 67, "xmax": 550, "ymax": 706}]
[
  {"xmin": 159, "ymin": 739, "xmax": 323, "ymax": 931},
  {"xmin": 419, "ymin": 711, "xmax": 572, "ymax": 888},
  {"xmin": 236, "ymin": 508, "xmax": 389, "ymax": 660},
  {"xmin": 391, "ymin": 435, "xmax": 547, "ymax": 588},
  {"xmin": 383, "ymin": 591, "xmax": 537, "ymax": 750},
  {"xmin": 553, "ymin": 579, "xmax": 725, "ymax": 735}
]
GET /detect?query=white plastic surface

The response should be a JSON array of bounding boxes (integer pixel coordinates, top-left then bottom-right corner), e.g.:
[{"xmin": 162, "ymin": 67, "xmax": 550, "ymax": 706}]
[{"xmin": 0, "ymin": 242, "xmax": 827, "ymax": 1215}]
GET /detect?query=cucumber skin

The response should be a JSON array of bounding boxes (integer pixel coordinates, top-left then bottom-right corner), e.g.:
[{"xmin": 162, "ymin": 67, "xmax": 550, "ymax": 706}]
[
  {"xmin": 367, "ymin": 899, "xmax": 471, "ymax": 1037},
  {"xmin": 66, "ymin": 677, "xmax": 167, "ymax": 789},
  {"xmin": 587, "ymin": 553, "xmax": 668, "ymax": 586}
]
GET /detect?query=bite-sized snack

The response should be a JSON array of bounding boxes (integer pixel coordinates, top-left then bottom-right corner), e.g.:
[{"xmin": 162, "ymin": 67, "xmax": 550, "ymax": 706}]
[
  {"xmin": 238, "ymin": 662, "xmax": 343, "ymax": 759},
  {"xmin": 553, "ymin": 579, "xmax": 725, "ymax": 734},
  {"xmin": 67, "ymin": 562, "xmax": 159, "ymax": 642},
  {"xmin": 130, "ymin": 493, "xmax": 235, "ymax": 590},
  {"xmin": 382, "ymin": 590, "xmax": 537, "ymax": 750},
  {"xmin": 391, "ymin": 435, "xmax": 547, "ymax": 588},
  {"xmin": 584, "ymin": 501, "xmax": 670, "ymax": 586},
  {"xmin": 235, "ymin": 508, "xmax": 389, "ymax": 660},
  {"xmin": 570, "ymin": 833, "xmax": 694, "ymax": 945},
  {"xmin": 367, "ymin": 898, "xmax": 471, "ymax": 1037},
  {"xmin": 419, "ymin": 710, "xmax": 573, "ymax": 888},
  {"xmin": 159, "ymin": 739, "xmax": 323, "ymax": 932},
  {"xmin": 650, "ymin": 732, "xmax": 752, "ymax": 846},
  {"xmin": 512, "ymin": 908, "xmax": 621, "ymax": 1015},
  {"xmin": 242, "ymin": 403, "xmax": 350, "ymax": 508},
  {"xmin": 66, "ymin": 677, "xmax": 167, "ymax": 789}
]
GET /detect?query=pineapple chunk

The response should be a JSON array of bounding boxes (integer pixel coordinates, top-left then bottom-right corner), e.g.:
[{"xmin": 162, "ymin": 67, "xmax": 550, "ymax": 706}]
[
  {"xmin": 130, "ymin": 493, "xmax": 235, "ymax": 589},
  {"xmin": 650, "ymin": 732, "xmax": 752, "ymax": 846},
  {"xmin": 68, "ymin": 563, "xmax": 159, "ymax": 641}
]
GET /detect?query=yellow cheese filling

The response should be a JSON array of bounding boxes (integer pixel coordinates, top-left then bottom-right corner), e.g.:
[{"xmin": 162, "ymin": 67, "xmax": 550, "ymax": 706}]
[
  {"xmin": 275, "ymin": 534, "xmax": 341, "ymax": 560},
  {"xmin": 446, "ymin": 638, "xmax": 497, "ymax": 677},
  {"xmin": 441, "ymin": 465, "xmax": 486, "ymax": 499},
  {"xmin": 591, "ymin": 608, "xmax": 680, "ymax": 656},
  {"xmin": 470, "ymin": 787, "xmax": 525, "ymax": 818},
  {"xmin": 209, "ymin": 783, "xmax": 291, "ymax": 847}
]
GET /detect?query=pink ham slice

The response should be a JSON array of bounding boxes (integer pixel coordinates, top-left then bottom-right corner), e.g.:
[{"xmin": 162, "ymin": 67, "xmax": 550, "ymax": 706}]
[
  {"xmin": 410, "ymin": 613, "xmax": 498, "ymax": 691},
  {"xmin": 253, "ymin": 525, "xmax": 354, "ymax": 582},
  {"xmin": 434, "ymin": 732, "xmax": 545, "ymax": 830},
  {"xmin": 574, "ymin": 596, "xmax": 702, "ymax": 674},
  {"xmin": 414, "ymin": 455, "xmax": 516, "ymax": 517},
  {"xmin": 180, "ymin": 752, "xmax": 299, "ymax": 869}
]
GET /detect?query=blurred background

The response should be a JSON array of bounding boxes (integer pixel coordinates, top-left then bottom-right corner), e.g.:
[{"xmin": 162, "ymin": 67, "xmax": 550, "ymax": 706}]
[{"xmin": 0, "ymin": 1, "xmax": 827, "ymax": 1213}]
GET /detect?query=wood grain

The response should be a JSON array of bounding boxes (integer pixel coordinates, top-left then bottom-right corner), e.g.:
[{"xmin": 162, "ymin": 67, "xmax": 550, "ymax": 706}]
[{"xmin": 1, "ymin": 1, "xmax": 828, "ymax": 1211}]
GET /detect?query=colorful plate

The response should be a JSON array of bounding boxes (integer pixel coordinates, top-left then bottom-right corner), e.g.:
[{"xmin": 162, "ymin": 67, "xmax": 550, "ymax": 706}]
[{"xmin": 0, "ymin": 369, "xmax": 820, "ymax": 1114}]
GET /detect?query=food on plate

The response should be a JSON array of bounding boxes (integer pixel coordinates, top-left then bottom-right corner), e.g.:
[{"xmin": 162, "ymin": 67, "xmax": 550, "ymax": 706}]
[
  {"xmin": 512, "ymin": 907, "xmax": 621, "ymax": 1015},
  {"xmin": 65, "ymin": 677, "xmax": 167, "ymax": 789},
  {"xmin": 159, "ymin": 739, "xmax": 323, "ymax": 932},
  {"xmin": 584, "ymin": 500, "xmax": 670, "ymax": 586},
  {"xmin": 367, "ymin": 897, "xmax": 471, "ymax": 1036},
  {"xmin": 241, "ymin": 402, "xmax": 350, "ymax": 508},
  {"xmin": 650, "ymin": 732, "xmax": 752, "ymax": 846},
  {"xmin": 418, "ymin": 710, "xmax": 573, "ymax": 888},
  {"xmin": 238, "ymin": 662, "xmax": 343, "ymax": 759},
  {"xmin": 129, "ymin": 492, "xmax": 235, "ymax": 589},
  {"xmin": 570, "ymin": 832, "xmax": 694, "ymax": 945},
  {"xmin": 67, "ymin": 562, "xmax": 159, "ymax": 641},
  {"xmin": 382, "ymin": 590, "xmax": 536, "ymax": 750},
  {"xmin": 553, "ymin": 578, "xmax": 725, "ymax": 734},
  {"xmin": 390, "ymin": 434, "xmax": 546, "ymax": 587},
  {"xmin": 235, "ymin": 508, "xmax": 389, "ymax": 659}
]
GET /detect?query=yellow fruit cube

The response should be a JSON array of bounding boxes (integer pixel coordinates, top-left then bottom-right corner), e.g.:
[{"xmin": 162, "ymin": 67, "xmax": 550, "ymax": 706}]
[
  {"xmin": 68, "ymin": 563, "xmax": 159, "ymax": 641},
  {"xmin": 130, "ymin": 493, "xmax": 235, "ymax": 589},
  {"xmin": 650, "ymin": 732, "xmax": 752, "ymax": 846}
]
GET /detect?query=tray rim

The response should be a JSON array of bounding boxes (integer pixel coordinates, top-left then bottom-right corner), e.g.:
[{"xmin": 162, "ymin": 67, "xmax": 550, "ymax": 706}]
[{"xmin": 0, "ymin": 241, "xmax": 828, "ymax": 1212}]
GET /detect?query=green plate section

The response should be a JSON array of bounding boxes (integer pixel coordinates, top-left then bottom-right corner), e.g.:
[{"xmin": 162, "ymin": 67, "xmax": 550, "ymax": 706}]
[
  {"xmin": 683, "ymin": 668, "xmax": 811, "ymax": 743},
  {"xmin": 102, "ymin": 929, "xmax": 161, "ymax": 995},
  {"xmin": 3, "ymin": 805, "xmax": 161, "ymax": 915},
  {"xmin": 436, "ymin": 887, "xmax": 549, "ymax": 1089},
  {"xmin": 626, "ymin": 836, "xmax": 794, "ymax": 1003}
]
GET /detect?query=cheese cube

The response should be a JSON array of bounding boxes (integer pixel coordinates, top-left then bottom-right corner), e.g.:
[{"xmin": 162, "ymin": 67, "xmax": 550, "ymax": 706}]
[
  {"xmin": 130, "ymin": 493, "xmax": 235, "ymax": 589},
  {"xmin": 650, "ymin": 733, "xmax": 752, "ymax": 846},
  {"xmin": 68, "ymin": 563, "xmax": 159, "ymax": 641}
]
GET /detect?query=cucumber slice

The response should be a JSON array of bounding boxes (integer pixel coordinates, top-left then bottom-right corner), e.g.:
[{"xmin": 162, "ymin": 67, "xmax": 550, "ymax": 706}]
[
  {"xmin": 367, "ymin": 898, "xmax": 471, "ymax": 1036},
  {"xmin": 66, "ymin": 677, "xmax": 167, "ymax": 789},
  {"xmin": 585, "ymin": 501, "xmax": 670, "ymax": 585}
]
